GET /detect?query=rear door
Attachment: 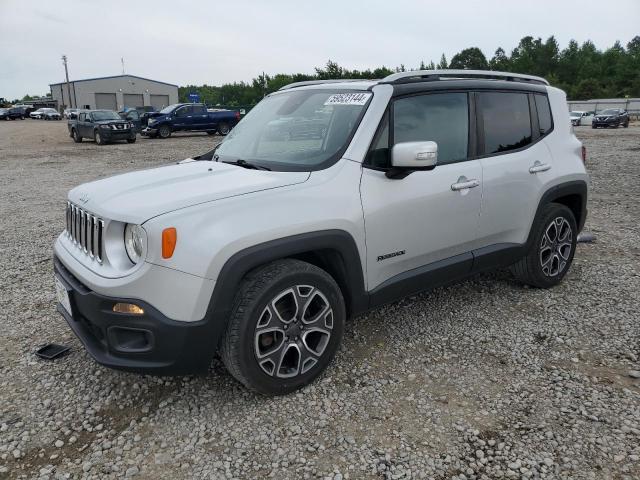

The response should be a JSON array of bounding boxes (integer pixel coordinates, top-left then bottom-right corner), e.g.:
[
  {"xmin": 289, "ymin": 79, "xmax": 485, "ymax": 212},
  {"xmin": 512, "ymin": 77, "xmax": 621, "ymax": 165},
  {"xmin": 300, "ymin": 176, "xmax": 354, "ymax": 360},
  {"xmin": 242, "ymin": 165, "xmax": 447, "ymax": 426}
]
[
  {"xmin": 476, "ymin": 91, "xmax": 555, "ymax": 248},
  {"xmin": 360, "ymin": 91, "xmax": 483, "ymax": 291}
]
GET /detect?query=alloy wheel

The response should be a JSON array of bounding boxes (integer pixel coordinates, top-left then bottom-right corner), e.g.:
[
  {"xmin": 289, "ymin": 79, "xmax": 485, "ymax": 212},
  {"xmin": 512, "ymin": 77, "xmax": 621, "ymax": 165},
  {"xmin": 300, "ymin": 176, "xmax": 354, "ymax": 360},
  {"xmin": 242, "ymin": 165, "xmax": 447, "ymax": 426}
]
[
  {"xmin": 254, "ymin": 285, "xmax": 333, "ymax": 378},
  {"xmin": 539, "ymin": 217, "xmax": 573, "ymax": 277}
]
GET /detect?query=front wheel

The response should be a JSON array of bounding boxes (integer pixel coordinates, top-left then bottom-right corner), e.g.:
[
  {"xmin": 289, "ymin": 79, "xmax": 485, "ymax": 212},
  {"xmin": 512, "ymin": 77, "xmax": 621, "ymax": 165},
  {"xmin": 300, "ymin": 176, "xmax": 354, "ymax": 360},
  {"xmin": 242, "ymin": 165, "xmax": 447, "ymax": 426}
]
[
  {"xmin": 158, "ymin": 124, "xmax": 171, "ymax": 139},
  {"xmin": 126, "ymin": 137, "xmax": 136, "ymax": 143},
  {"xmin": 217, "ymin": 122, "xmax": 230, "ymax": 136},
  {"xmin": 220, "ymin": 259, "xmax": 345, "ymax": 395},
  {"xmin": 72, "ymin": 128, "xmax": 82, "ymax": 143},
  {"xmin": 511, "ymin": 203, "xmax": 577, "ymax": 288},
  {"xmin": 95, "ymin": 130, "xmax": 106, "ymax": 145},
  {"xmin": 623, "ymin": 120, "xmax": 629, "ymax": 128}
]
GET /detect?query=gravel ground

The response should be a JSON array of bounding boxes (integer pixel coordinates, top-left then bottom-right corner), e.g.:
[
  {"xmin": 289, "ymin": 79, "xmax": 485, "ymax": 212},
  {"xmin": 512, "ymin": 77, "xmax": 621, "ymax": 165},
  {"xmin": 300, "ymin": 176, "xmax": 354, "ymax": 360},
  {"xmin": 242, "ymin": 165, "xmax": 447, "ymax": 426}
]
[{"xmin": 0, "ymin": 120, "xmax": 639, "ymax": 480}]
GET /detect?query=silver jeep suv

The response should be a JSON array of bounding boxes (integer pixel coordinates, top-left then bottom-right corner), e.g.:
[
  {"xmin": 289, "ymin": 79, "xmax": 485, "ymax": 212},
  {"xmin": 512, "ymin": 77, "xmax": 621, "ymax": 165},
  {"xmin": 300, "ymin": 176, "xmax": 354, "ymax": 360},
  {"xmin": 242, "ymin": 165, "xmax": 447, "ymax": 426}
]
[{"xmin": 53, "ymin": 70, "xmax": 588, "ymax": 395}]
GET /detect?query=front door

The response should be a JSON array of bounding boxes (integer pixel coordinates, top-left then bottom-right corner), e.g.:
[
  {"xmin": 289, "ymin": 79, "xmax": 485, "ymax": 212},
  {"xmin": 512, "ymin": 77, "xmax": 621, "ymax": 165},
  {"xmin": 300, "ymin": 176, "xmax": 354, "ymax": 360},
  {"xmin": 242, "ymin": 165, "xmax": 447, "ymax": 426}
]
[
  {"xmin": 360, "ymin": 91, "xmax": 482, "ymax": 291},
  {"xmin": 173, "ymin": 105, "xmax": 193, "ymax": 130}
]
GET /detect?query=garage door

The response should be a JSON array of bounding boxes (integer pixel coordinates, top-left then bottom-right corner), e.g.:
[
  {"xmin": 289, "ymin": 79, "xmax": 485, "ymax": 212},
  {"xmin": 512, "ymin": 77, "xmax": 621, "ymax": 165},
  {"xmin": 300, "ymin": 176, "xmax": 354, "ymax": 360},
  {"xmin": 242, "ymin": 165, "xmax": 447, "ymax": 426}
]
[
  {"xmin": 150, "ymin": 94, "xmax": 170, "ymax": 110},
  {"xmin": 95, "ymin": 93, "xmax": 117, "ymax": 110},
  {"xmin": 123, "ymin": 94, "xmax": 144, "ymax": 108}
]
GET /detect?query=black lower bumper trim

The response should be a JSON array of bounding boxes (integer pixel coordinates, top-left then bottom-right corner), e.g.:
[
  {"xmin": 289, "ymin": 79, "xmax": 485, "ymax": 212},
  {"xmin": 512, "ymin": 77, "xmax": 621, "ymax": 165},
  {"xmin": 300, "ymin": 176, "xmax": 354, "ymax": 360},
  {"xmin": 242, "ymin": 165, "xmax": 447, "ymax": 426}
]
[{"xmin": 54, "ymin": 257, "xmax": 220, "ymax": 375}]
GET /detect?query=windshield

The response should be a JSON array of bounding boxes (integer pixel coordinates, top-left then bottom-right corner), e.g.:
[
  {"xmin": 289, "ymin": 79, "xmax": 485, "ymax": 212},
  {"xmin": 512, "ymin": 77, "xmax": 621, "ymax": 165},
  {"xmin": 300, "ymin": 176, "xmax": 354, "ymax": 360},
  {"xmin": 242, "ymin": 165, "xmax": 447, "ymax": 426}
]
[
  {"xmin": 215, "ymin": 90, "xmax": 372, "ymax": 171},
  {"xmin": 569, "ymin": 111, "xmax": 582, "ymax": 117},
  {"xmin": 159, "ymin": 104, "xmax": 181, "ymax": 114},
  {"xmin": 92, "ymin": 110, "xmax": 121, "ymax": 121},
  {"xmin": 600, "ymin": 109, "xmax": 619, "ymax": 115},
  {"xmin": 43, "ymin": 108, "xmax": 57, "ymax": 113}
]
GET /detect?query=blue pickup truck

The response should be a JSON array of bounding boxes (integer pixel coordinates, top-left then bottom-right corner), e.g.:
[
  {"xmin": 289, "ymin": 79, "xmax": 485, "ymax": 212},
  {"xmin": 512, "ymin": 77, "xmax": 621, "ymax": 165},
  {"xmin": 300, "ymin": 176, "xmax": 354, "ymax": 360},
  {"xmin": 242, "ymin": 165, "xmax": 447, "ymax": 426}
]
[{"xmin": 141, "ymin": 103, "xmax": 240, "ymax": 139}]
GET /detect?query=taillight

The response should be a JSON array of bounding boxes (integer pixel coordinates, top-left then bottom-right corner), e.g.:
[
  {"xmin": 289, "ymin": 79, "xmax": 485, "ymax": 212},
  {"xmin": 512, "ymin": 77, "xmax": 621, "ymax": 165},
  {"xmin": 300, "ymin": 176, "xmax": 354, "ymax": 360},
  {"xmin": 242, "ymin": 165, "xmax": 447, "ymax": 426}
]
[
  {"xmin": 235, "ymin": 111, "xmax": 240, "ymax": 121},
  {"xmin": 581, "ymin": 146, "xmax": 587, "ymax": 164}
]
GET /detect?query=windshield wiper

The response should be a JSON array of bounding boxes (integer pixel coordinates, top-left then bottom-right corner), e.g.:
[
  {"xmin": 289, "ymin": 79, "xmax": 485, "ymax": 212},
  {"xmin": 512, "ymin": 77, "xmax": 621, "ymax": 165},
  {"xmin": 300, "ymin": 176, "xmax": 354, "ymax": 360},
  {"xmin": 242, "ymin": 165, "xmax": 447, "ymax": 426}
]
[{"xmin": 223, "ymin": 159, "xmax": 271, "ymax": 171}]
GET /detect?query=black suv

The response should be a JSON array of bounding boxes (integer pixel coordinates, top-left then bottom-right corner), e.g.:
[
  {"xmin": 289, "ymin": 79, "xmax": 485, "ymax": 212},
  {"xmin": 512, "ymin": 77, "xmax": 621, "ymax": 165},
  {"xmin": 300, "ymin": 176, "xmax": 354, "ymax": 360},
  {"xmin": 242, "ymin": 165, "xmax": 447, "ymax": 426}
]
[{"xmin": 592, "ymin": 109, "xmax": 630, "ymax": 129}]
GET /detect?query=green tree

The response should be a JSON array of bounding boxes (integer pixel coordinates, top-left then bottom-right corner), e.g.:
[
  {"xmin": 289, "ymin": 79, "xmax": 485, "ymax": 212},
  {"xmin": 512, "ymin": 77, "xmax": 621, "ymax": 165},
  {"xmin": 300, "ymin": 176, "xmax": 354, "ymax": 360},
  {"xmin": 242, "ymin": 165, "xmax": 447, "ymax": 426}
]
[{"xmin": 450, "ymin": 47, "xmax": 489, "ymax": 70}]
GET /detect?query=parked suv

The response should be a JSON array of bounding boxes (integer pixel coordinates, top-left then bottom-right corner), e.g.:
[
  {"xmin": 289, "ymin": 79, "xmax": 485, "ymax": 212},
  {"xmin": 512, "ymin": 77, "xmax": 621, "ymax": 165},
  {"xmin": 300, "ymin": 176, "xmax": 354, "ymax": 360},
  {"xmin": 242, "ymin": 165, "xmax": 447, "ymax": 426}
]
[
  {"xmin": 592, "ymin": 108, "xmax": 629, "ymax": 128},
  {"xmin": 53, "ymin": 70, "xmax": 588, "ymax": 395},
  {"xmin": 68, "ymin": 110, "xmax": 136, "ymax": 144}
]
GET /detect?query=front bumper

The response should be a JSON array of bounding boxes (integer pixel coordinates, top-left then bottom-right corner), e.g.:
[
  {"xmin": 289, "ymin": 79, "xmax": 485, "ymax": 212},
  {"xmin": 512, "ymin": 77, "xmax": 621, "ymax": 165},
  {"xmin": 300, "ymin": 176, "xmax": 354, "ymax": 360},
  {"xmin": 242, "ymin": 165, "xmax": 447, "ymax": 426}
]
[
  {"xmin": 99, "ymin": 128, "xmax": 135, "ymax": 140},
  {"xmin": 54, "ymin": 256, "xmax": 222, "ymax": 375},
  {"xmin": 141, "ymin": 126, "xmax": 158, "ymax": 136},
  {"xmin": 593, "ymin": 120, "xmax": 618, "ymax": 127}
]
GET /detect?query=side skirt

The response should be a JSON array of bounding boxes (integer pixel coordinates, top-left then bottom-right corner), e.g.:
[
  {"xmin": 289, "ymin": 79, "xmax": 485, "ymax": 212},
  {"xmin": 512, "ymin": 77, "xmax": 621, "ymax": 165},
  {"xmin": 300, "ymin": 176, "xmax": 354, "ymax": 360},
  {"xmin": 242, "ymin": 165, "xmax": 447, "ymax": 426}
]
[{"xmin": 367, "ymin": 243, "xmax": 523, "ymax": 310}]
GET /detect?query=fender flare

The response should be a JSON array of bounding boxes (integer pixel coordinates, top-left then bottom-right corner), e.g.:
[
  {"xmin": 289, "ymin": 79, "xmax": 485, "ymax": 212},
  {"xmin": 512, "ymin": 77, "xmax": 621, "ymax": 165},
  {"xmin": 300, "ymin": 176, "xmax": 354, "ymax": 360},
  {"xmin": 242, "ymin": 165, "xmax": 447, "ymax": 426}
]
[
  {"xmin": 202, "ymin": 229, "xmax": 368, "ymax": 345},
  {"xmin": 526, "ymin": 180, "xmax": 588, "ymax": 248}
]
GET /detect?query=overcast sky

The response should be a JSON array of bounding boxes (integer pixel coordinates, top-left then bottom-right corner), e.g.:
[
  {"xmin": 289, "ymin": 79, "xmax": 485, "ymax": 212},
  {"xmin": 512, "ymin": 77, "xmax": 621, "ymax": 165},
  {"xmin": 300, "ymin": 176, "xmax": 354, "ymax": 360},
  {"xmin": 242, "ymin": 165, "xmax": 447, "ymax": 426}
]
[{"xmin": 1, "ymin": 0, "xmax": 638, "ymax": 100}]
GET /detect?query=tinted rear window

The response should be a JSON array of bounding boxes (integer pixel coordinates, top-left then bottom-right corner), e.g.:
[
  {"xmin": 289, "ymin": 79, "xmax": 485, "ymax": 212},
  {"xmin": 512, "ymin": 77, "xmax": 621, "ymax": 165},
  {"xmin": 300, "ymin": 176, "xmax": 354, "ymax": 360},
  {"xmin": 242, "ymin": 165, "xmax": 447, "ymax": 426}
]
[
  {"xmin": 478, "ymin": 92, "xmax": 532, "ymax": 155},
  {"xmin": 534, "ymin": 94, "xmax": 552, "ymax": 135}
]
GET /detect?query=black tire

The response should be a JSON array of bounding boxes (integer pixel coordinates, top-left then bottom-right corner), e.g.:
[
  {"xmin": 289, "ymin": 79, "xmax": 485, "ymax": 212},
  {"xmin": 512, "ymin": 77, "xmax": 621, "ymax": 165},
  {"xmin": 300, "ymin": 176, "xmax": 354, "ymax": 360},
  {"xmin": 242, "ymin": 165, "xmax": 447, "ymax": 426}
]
[
  {"xmin": 217, "ymin": 122, "xmax": 230, "ymax": 136},
  {"xmin": 126, "ymin": 137, "xmax": 136, "ymax": 143},
  {"xmin": 220, "ymin": 259, "xmax": 345, "ymax": 395},
  {"xmin": 94, "ymin": 130, "xmax": 106, "ymax": 145},
  {"xmin": 623, "ymin": 120, "xmax": 629, "ymax": 128},
  {"xmin": 158, "ymin": 124, "xmax": 171, "ymax": 139},
  {"xmin": 511, "ymin": 203, "xmax": 577, "ymax": 289},
  {"xmin": 592, "ymin": 124, "xmax": 597, "ymax": 129},
  {"xmin": 72, "ymin": 128, "xmax": 82, "ymax": 143}
]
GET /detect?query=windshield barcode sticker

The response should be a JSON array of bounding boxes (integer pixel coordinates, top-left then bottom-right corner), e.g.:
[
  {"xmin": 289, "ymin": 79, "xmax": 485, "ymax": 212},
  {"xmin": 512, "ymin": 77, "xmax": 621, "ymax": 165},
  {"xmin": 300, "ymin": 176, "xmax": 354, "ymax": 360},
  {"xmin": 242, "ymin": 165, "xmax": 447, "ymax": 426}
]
[{"xmin": 324, "ymin": 93, "xmax": 372, "ymax": 106}]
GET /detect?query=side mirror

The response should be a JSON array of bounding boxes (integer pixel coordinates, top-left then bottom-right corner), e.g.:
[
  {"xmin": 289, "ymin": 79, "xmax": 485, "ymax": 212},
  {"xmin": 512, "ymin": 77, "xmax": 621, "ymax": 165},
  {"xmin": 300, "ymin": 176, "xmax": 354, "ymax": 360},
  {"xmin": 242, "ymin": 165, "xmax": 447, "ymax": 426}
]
[{"xmin": 391, "ymin": 141, "xmax": 438, "ymax": 169}]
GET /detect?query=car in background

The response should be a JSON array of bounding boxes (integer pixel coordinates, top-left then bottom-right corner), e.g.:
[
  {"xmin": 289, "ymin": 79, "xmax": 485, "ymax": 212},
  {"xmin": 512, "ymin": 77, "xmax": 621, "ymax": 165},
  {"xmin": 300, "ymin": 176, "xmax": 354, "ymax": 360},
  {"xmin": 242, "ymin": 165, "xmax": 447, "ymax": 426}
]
[
  {"xmin": 118, "ymin": 108, "xmax": 146, "ymax": 133},
  {"xmin": 0, "ymin": 108, "xmax": 9, "ymax": 120},
  {"xmin": 5, "ymin": 107, "xmax": 27, "ymax": 120},
  {"xmin": 64, "ymin": 108, "xmax": 80, "ymax": 119},
  {"xmin": 43, "ymin": 108, "xmax": 62, "ymax": 120},
  {"xmin": 142, "ymin": 103, "xmax": 240, "ymax": 138},
  {"xmin": 68, "ymin": 109, "xmax": 136, "ymax": 145},
  {"xmin": 30, "ymin": 108, "xmax": 46, "ymax": 119},
  {"xmin": 569, "ymin": 111, "xmax": 595, "ymax": 126},
  {"xmin": 592, "ymin": 109, "xmax": 629, "ymax": 128}
]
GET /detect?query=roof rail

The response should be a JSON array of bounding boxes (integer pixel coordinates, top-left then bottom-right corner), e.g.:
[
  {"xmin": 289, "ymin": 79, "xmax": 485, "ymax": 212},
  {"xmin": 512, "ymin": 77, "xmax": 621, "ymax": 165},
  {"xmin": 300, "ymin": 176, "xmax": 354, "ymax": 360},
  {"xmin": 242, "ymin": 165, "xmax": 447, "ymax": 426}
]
[
  {"xmin": 382, "ymin": 69, "xmax": 549, "ymax": 86},
  {"xmin": 278, "ymin": 79, "xmax": 369, "ymax": 91}
]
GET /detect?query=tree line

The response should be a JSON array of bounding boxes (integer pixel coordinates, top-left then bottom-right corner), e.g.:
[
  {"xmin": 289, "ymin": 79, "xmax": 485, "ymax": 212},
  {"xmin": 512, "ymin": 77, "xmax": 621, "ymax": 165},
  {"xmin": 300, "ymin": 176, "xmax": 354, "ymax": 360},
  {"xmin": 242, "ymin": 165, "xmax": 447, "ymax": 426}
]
[{"xmin": 179, "ymin": 35, "xmax": 640, "ymax": 107}]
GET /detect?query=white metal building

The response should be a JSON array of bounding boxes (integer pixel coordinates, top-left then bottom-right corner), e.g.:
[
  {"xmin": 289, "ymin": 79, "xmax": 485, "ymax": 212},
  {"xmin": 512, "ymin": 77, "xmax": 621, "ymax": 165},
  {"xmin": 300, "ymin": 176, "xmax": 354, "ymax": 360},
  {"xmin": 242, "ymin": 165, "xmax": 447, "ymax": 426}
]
[{"xmin": 50, "ymin": 75, "xmax": 179, "ymax": 111}]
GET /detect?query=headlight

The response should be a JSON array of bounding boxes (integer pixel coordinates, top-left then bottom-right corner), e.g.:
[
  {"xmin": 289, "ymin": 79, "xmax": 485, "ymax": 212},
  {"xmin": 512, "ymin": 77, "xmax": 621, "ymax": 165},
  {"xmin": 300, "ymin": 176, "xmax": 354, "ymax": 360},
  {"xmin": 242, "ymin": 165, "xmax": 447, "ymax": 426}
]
[
  {"xmin": 148, "ymin": 119, "xmax": 156, "ymax": 125},
  {"xmin": 124, "ymin": 224, "xmax": 146, "ymax": 264},
  {"xmin": 100, "ymin": 124, "xmax": 110, "ymax": 129}
]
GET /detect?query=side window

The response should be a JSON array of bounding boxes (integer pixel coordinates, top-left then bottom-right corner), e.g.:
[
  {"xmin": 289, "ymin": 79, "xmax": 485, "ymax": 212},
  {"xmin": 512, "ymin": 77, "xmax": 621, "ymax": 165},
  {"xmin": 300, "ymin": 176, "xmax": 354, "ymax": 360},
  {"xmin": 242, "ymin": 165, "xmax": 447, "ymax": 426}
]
[
  {"xmin": 393, "ymin": 93, "xmax": 469, "ymax": 165},
  {"xmin": 192, "ymin": 105, "xmax": 206, "ymax": 114},
  {"xmin": 127, "ymin": 111, "xmax": 140, "ymax": 120},
  {"xmin": 534, "ymin": 94, "xmax": 553, "ymax": 135},
  {"xmin": 79, "ymin": 113, "xmax": 85, "ymax": 122},
  {"xmin": 478, "ymin": 92, "xmax": 532, "ymax": 155},
  {"xmin": 175, "ymin": 106, "xmax": 191, "ymax": 117}
]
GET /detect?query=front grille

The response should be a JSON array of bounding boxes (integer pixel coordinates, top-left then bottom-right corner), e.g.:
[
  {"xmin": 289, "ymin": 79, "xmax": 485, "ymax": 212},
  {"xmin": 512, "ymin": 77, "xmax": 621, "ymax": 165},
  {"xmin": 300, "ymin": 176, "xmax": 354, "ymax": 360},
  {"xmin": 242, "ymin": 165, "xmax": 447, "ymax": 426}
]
[{"xmin": 65, "ymin": 202, "xmax": 104, "ymax": 263}]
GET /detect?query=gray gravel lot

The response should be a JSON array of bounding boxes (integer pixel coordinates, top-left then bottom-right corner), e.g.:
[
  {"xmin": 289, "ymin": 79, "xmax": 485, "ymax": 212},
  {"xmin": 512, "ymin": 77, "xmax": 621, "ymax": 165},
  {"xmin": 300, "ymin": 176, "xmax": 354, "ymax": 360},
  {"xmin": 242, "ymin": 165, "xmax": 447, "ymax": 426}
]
[{"xmin": 1, "ymin": 120, "xmax": 639, "ymax": 480}]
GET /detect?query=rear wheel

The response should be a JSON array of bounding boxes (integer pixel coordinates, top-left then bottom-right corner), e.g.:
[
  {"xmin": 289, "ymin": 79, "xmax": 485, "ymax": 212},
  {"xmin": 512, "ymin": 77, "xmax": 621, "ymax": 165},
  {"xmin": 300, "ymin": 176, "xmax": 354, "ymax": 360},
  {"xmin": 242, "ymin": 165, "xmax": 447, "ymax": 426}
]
[
  {"xmin": 126, "ymin": 137, "xmax": 136, "ymax": 143},
  {"xmin": 217, "ymin": 122, "xmax": 230, "ymax": 136},
  {"xmin": 623, "ymin": 120, "xmax": 629, "ymax": 128},
  {"xmin": 158, "ymin": 124, "xmax": 171, "ymax": 139},
  {"xmin": 220, "ymin": 259, "xmax": 345, "ymax": 395},
  {"xmin": 511, "ymin": 203, "xmax": 577, "ymax": 289},
  {"xmin": 72, "ymin": 128, "xmax": 82, "ymax": 143}
]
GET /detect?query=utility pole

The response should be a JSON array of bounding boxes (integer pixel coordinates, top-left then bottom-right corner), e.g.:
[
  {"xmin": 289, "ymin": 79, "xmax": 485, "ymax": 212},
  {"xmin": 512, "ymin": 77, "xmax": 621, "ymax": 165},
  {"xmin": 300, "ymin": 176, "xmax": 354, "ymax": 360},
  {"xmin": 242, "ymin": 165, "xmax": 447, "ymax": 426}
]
[
  {"xmin": 121, "ymin": 57, "xmax": 125, "ymax": 75},
  {"xmin": 62, "ymin": 55, "xmax": 72, "ymax": 109}
]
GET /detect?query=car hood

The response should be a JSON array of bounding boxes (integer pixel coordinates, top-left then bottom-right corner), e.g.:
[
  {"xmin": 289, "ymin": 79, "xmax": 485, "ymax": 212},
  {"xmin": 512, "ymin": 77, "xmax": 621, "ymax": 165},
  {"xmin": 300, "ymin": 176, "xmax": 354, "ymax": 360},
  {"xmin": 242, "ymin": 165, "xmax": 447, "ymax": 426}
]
[
  {"xmin": 94, "ymin": 119, "xmax": 128, "ymax": 125},
  {"xmin": 68, "ymin": 160, "xmax": 310, "ymax": 224}
]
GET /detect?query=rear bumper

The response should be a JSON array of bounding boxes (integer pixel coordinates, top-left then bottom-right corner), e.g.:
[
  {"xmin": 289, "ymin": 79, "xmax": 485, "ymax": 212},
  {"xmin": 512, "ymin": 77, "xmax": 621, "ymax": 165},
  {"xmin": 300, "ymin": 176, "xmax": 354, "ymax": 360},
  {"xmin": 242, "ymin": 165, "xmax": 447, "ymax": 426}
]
[{"xmin": 54, "ymin": 256, "xmax": 221, "ymax": 375}]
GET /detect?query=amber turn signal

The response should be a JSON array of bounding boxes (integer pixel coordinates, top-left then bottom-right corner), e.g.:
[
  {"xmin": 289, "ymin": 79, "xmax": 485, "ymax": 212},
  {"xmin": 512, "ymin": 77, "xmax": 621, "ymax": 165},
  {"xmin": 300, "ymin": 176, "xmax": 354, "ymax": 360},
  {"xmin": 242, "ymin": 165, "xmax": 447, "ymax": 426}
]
[
  {"xmin": 113, "ymin": 303, "xmax": 144, "ymax": 315},
  {"xmin": 162, "ymin": 227, "xmax": 177, "ymax": 259}
]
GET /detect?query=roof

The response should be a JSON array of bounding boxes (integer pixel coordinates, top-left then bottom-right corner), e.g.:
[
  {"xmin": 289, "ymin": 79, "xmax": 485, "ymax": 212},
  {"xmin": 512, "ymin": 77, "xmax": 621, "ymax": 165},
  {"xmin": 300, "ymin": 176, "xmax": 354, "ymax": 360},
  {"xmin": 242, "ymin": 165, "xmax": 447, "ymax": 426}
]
[
  {"xmin": 50, "ymin": 74, "xmax": 178, "ymax": 88},
  {"xmin": 278, "ymin": 70, "xmax": 550, "ymax": 92}
]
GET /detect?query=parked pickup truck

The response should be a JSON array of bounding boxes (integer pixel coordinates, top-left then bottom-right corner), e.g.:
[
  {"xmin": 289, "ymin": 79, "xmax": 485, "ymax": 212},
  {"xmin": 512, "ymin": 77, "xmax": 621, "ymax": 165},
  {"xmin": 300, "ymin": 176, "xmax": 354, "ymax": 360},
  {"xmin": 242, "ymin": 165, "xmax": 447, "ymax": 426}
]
[
  {"xmin": 141, "ymin": 103, "xmax": 240, "ymax": 139},
  {"xmin": 68, "ymin": 110, "xmax": 137, "ymax": 145}
]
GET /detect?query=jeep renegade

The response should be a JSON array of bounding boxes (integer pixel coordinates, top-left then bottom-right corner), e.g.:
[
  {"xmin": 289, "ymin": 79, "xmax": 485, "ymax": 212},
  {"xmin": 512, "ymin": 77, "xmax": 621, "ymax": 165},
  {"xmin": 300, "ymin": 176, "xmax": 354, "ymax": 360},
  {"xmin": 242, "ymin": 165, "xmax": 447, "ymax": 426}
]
[{"xmin": 53, "ymin": 70, "xmax": 588, "ymax": 395}]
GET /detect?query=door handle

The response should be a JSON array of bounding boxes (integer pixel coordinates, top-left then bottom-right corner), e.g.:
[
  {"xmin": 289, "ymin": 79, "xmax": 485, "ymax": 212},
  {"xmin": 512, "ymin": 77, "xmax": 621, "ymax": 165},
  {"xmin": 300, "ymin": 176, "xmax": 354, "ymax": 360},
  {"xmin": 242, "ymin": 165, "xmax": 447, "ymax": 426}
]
[
  {"xmin": 529, "ymin": 162, "xmax": 551, "ymax": 174},
  {"xmin": 451, "ymin": 177, "xmax": 480, "ymax": 191}
]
